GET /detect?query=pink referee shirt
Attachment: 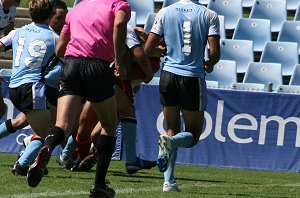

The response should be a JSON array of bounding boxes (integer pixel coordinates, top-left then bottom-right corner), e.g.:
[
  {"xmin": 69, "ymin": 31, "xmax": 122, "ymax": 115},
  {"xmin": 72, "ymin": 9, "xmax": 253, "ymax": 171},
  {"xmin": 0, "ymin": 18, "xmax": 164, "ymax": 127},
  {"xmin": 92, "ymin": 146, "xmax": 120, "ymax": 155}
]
[{"xmin": 61, "ymin": 0, "xmax": 131, "ymax": 63}]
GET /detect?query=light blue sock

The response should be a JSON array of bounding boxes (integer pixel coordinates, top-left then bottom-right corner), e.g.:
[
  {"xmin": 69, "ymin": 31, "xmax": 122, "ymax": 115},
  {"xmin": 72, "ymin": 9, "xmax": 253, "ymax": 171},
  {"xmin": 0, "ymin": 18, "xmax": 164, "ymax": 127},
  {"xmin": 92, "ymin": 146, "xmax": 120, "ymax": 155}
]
[
  {"xmin": 170, "ymin": 132, "xmax": 194, "ymax": 148},
  {"xmin": 0, "ymin": 120, "xmax": 10, "ymax": 139},
  {"xmin": 61, "ymin": 135, "xmax": 77, "ymax": 161},
  {"xmin": 18, "ymin": 139, "xmax": 43, "ymax": 167},
  {"xmin": 121, "ymin": 118, "xmax": 137, "ymax": 164},
  {"xmin": 164, "ymin": 148, "xmax": 177, "ymax": 183}
]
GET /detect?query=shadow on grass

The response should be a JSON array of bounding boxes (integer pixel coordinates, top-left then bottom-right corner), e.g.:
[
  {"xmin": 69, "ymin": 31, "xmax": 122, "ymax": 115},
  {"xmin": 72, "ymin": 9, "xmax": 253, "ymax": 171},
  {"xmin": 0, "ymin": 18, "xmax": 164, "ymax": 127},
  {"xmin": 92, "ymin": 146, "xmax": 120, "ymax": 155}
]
[{"xmin": 109, "ymin": 170, "xmax": 226, "ymax": 184}]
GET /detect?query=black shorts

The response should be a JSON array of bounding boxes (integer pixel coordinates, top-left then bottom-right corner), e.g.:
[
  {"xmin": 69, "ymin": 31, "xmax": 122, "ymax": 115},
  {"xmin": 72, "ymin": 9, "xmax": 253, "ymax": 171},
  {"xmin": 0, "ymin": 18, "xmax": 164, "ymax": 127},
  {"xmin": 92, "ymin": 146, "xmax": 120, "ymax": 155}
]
[
  {"xmin": 9, "ymin": 82, "xmax": 48, "ymax": 113},
  {"xmin": 159, "ymin": 70, "xmax": 207, "ymax": 111},
  {"xmin": 58, "ymin": 57, "xmax": 115, "ymax": 102},
  {"xmin": 45, "ymin": 85, "xmax": 58, "ymax": 107}
]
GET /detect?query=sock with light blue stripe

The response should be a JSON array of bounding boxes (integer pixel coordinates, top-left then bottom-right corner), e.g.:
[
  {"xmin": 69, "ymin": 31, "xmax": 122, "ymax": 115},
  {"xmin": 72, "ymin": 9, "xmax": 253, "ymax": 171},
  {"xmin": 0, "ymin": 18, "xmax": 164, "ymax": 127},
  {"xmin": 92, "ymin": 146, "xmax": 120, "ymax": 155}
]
[
  {"xmin": 0, "ymin": 119, "xmax": 14, "ymax": 139},
  {"xmin": 121, "ymin": 118, "xmax": 137, "ymax": 164},
  {"xmin": 61, "ymin": 135, "xmax": 77, "ymax": 161},
  {"xmin": 170, "ymin": 132, "xmax": 194, "ymax": 148},
  {"xmin": 18, "ymin": 139, "xmax": 43, "ymax": 167},
  {"xmin": 164, "ymin": 148, "xmax": 177, "ymax": 183}
]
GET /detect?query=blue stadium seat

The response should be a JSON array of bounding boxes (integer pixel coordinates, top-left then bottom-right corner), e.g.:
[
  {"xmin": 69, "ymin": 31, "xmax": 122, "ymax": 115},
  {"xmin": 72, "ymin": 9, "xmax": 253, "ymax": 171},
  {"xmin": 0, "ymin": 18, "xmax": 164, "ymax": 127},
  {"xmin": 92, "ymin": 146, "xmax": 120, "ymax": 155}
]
[
  {"xmin": 218, "ymin": 15, "xmax": 226, "ymax": 39},
  {"xmin": 289, "ymin": 64, "xmax": 300, "ymax": 85},
  {"xmin": 243, "ymin": 62, "xmax": 283, "ymax": 91},
  {"xmin": 127, "ymin": 0, "xmax": 155, "ymax": 25},
  {"xmin": 207, "ymin": 0, "xmax": 243, "ymax": 30},
  {"xmin": 277, "ymin": 21, "xmax": 300, "ymax": 54},
  {"xmin": 287, "ymin": 0, "xmax": 300, "ymax": 10},
  {"xmin": 260, "ymin": 41, "xmax": 299, "ymax": 76},
  {"xmin": 206, "ymin": 80, "xmax": 219, "ymax": 89},
  {"xmin": 242, "ymin": 0, "xmax": 255, "ymax": 8},
  {"xmin": 128, "ymin": 11, "xmax": 137, "ymax": 27},
  {"xmin": 294, "ymin": 3, "xmax": 300, "ymax": 21},
  {"xmin": 162, "ymin": 0, "xmax": 179, "ymax": 7},
  {"xmin": 249, "ymin": 0, "xmax": 287, "ymax": 32},
  {"xmin": 205, "ymin": 60, "xmax": 237, "ymax": 89},
  {"xmin": 0, "ymin": 69, "xmax": 12, "ymax": 76},
  {"xmin": 232, "ymin": 18, "xmax": 271, "ymax": 52},
  {"xmin": 231, "ymin": 82, "xmax": 265, "ymax": 92},
  {"xmin": 277, "ymin": 85, "xmax": 300, "ymax": 94},
  {"xmin": 199, "ymin": 0, "xmax": 210, "ymax": 5},
  {"xmin": 144, "ymin": 13, "xmax": 157, "ymax": 32},
  {"xmin": 147, "ymin": 77, "xmax": 160, "ymax": 85},
  {"xmin": 220, "ymin": 39, "xmax": 254, "ymax": 73}
]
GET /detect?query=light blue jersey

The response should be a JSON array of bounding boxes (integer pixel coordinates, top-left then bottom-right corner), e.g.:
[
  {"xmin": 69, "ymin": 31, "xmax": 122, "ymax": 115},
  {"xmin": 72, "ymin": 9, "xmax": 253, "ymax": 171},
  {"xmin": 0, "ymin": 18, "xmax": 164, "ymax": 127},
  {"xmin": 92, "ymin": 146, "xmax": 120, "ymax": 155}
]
[
  {"xmin": 151, "ymin": 0, "xmax": 219, "ymax": 78},
  {"xmin": 5, "ymin": 23, "xmax": 56, "ymax": 88}
]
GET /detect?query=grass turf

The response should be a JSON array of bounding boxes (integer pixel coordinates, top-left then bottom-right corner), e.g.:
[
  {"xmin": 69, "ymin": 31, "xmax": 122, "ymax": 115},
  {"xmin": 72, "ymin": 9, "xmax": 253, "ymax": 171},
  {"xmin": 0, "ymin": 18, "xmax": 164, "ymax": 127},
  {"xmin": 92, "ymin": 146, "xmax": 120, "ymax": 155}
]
[{"xmin": 1, "ymin": 153, "xmax": 300, "ymax": 197}]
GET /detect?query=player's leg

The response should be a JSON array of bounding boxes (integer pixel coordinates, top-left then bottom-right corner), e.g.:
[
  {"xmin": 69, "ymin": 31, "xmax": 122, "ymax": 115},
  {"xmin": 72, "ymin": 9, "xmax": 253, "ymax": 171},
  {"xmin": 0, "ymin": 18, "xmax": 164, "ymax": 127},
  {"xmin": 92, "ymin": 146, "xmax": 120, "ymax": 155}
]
[
  {"xmin": 27, "ymin": 94, "xmax": 82, "ymax": 187},
  {"xmin": 115, "ymin": 85, "xmax": 156, "ymax": 173},
  {"xmin": 89, "ymin": 95, "xmax": 117, "ymax": 198},
  {"xmin": 0, "ymin": 84, "xmax": 6, "ymax": 118},
  {"xmin": 77, "ymin": 102, "xmax": 97, "ymax": 160},
  {"xmin": 0, "ymin": 112, "xmax": 28, "ymax": 139}
]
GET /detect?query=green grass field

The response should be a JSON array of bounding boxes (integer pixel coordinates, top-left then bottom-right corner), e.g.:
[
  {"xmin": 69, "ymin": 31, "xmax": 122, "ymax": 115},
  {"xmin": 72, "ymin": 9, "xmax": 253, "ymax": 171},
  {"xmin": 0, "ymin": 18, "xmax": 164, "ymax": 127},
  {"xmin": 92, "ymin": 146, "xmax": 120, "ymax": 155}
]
[{"xmin": 1, "ymin": 153, "xmax": 300, "ymax": 198}]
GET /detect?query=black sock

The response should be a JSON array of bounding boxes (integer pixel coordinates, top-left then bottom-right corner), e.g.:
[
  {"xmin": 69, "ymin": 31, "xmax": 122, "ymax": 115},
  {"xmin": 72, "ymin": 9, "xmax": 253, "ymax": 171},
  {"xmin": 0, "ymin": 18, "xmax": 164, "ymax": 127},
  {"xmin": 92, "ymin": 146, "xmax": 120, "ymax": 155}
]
[
  {"xmin": 94, "ymin": 135, "xmax": 116, "ymax": 188},
  {"xmin": 44, "ymin": 126, "xmax": 65, "ymax": 151},
  {"xmin": 6, "ymin": 119, "xmax": 16, "ymax": 133}
]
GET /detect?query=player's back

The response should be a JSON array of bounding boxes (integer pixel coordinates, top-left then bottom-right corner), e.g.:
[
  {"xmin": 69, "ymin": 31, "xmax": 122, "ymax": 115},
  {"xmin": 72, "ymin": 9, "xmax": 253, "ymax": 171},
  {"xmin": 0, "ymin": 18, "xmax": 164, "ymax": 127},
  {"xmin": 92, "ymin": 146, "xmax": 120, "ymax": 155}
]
[
  {"xmin": 162, "ymin": 1, "xmax": 216, "ymax": 77},
  {"xmin": 9, "ymin": 23, "xmax": 56, "ymax": 88}
]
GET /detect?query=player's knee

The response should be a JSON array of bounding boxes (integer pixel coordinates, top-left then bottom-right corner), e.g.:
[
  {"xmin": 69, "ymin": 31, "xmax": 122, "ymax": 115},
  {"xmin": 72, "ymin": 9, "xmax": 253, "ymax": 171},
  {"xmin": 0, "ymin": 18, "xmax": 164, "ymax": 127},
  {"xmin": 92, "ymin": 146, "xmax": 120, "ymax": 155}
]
[{"xmin": 186, "ymin": 133, "xmax": 199, "ymax": 148}]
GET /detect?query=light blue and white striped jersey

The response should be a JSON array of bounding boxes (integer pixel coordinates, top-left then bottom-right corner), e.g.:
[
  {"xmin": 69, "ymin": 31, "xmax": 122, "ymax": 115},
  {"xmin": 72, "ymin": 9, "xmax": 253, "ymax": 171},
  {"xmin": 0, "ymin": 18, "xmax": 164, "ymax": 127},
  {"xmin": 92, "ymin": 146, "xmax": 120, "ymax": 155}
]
[
  {"xmin": 3, "ymin": 23, "xmax": 57, "ymax": 88},
  {"xmin": 151, "ymin": 0, "xmax": 219, "ymax": 78}
]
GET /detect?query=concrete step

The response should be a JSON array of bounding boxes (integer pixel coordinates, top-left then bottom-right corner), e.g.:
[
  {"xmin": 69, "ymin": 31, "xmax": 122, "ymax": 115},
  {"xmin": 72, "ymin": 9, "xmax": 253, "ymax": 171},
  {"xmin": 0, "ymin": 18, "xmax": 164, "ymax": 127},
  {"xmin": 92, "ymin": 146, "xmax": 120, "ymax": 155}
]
[
  {"xmin": 0, "ymin": 59, "xmax": 12, "ymax": 69},
  {"xmin": 14, "ymin": 17, "xmax": 32, "ymax": 29},
  {"xmin": 16, "ymin": 7, "xmax": 30, "ymax": 18},
  {"xmin": 0, "ymin": 50, "xmax": 12, "ymax": 60}
]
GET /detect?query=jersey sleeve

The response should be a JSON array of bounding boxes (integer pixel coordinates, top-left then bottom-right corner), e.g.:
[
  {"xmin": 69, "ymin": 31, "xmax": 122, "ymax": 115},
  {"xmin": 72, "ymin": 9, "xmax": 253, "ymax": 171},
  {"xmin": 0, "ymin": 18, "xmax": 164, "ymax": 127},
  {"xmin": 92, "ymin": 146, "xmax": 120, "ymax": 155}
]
[
  {"xmin": 126, "ymin": 25, "xmax": 140, "ymax": 49},
  {"xmin": 150, "ymin": 8, "xmax": 167, "ymax": 36},
  {"xmin": 0, "ymin": 29, "xmax": 16, "ymax": 47},
  {"xmin": 207, "ymin": 9, "xmax": 220, "ymax": 36}
]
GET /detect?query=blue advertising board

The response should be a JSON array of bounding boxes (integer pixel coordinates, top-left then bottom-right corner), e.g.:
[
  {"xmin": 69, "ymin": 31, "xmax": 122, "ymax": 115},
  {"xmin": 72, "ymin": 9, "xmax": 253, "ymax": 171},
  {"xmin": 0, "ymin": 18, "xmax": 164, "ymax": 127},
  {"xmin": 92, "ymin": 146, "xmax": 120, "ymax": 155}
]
[
  {"xmin": 1, "ymin": 78, "xmax": 300, "ymax": 172},
  {"xmin": 133, "ymin": 84, "xmax": 300, "ymax": 172}
]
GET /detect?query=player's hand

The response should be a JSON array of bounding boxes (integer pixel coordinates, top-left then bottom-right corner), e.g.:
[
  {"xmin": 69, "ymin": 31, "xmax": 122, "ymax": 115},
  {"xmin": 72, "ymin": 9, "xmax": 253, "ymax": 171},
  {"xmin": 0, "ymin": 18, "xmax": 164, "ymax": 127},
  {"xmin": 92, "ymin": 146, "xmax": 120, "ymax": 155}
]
[
  {"xmin": 204, "ymin": 60, "xmax": 214, "ymax": 73},
  {"xmin": 114, "ymin": 61, "xmax": 127, "ymax": 79}
]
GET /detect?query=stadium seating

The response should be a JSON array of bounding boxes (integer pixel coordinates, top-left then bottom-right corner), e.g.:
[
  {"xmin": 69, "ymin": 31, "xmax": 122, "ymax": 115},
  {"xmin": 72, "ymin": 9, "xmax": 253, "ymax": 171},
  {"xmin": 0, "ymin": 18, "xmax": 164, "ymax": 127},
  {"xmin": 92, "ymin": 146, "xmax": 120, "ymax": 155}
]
[
  {"xmin": 199, "ymin": 0, "xmax": 210, "ymax": 5},
  {"xmin": 162, "ymin": 0, "xmax": 179, "ymax": 7},
  {"xmin": 218, "ymin": 15, "xmax": 226, "ymax": 39},
  {"xmin": 206, "ymin": 80, "xmax": 219, "ymax": 89},
  {"xmin": 232, "ymin": 18, "xmax": 271, "ymax": 52},
  {"xmin": 147, "ymin": 77, "xmax": 160, "ymax": 85},
  {"xmin": 294, "ymin": 3, "xmax": 300, "ymax": 21},
  {"xmin": 127, "ymin": 0, "xmax": 155, "ymax": 25},
  {"xmin": 242, "ymin": 62, "xmax": 283, "ymax": 91},
  {"xmin": 205, "ymin": 60, "xmax": 237, "ymax": 89},
  {"xmin": 277, "ymin": 21, "xmax": 300, "ymax": 54},
  {"xmin": 231, "ymin": 82, "xmax": 265, "ymax": 92},
  {"xmin": 289, "ymin": 64, "xmax": 300, "ymax": 85},
  {"xmin": 260, "ymin": 41, "xmax": 299, "ymax": 76},
  {"xmin": 249, "ymin": 0, "xmax": 287, "ymax": 32},
  {"xmin": 220, "ymin": 39, "xmax": 254, "ymax": 73},
  {"xmin": 128, "ymin": 11, "xmax": 137, "ymax": 27},
  {"xmin": 144, "ymin": 13, "xmax": 157, "ymax": 32},
  {"xmin": 207, "ymin": 0, "xmax": 243, "ymax": 30},
  {"xmin": 287, "ymin": 0, "xmax": 300, "ymax": 10},
  {"xmin": 242, "ymin": 0, "xmax": 255, "ymax": 8},
  {"xmin": 277, "ymin": 85, "xmax": 300, "ymax": 93}
]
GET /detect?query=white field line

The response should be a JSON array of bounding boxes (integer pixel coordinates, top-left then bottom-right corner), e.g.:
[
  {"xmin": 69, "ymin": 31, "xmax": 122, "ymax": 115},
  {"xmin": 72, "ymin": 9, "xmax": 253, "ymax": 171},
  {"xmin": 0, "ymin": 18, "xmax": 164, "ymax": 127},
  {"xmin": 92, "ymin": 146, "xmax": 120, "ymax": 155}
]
[{"xmin": 1, "ymin": 183, "xmax": 300, "ymax": 198}]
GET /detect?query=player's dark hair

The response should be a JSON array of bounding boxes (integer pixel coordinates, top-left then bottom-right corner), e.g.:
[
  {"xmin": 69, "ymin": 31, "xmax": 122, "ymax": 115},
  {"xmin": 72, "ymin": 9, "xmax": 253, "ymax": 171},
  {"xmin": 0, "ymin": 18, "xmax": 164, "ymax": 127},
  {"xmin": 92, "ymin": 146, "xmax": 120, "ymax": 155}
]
[
  {"xmin": 52, "ymin": 0, "xmax": 68, "ymax": 11},
  {"xmin": 29, "ymin": 0, "xmax": 53, "ymax": 23}
]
